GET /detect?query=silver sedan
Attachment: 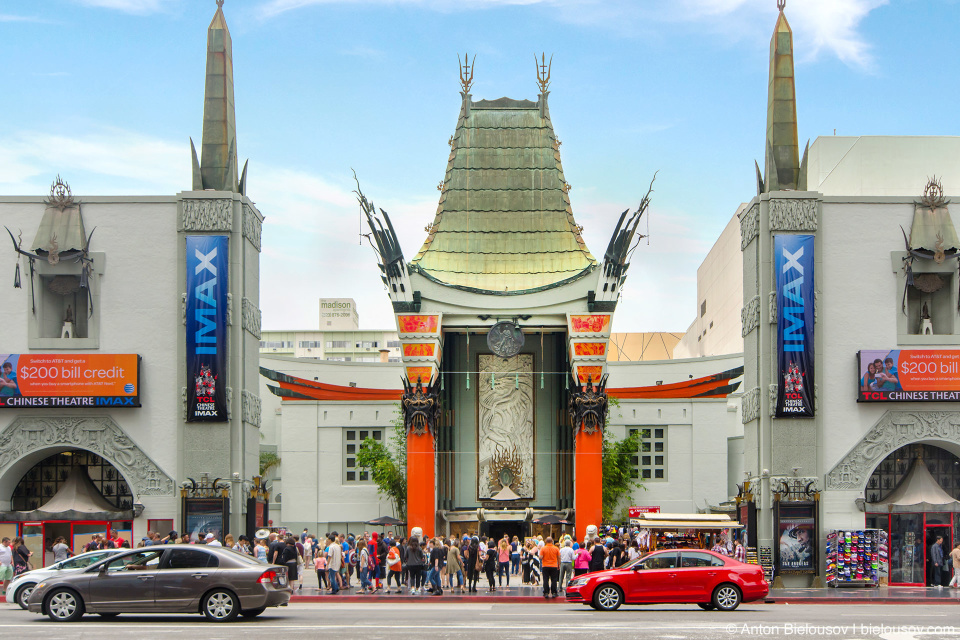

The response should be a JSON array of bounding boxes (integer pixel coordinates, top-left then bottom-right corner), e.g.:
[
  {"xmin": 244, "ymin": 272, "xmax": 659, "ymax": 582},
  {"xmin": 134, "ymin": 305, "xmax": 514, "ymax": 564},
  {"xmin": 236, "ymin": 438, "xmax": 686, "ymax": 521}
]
[{"xmin": 27, "ymin": 545, "xmax": 291, "ymax": 622}]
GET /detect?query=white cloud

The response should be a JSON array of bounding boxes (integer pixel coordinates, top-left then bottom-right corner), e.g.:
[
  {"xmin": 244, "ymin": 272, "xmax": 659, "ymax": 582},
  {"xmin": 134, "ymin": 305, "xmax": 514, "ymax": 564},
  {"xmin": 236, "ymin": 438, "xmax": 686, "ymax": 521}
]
[
  {"xmin": 70, "ymin": 0, "xmax": 175, "ymax": 15},
  {"xmin": 0, "ymin": 14, "xmax": 49, "ymax": 22},
  {"xmin": 255, "ymin": 0, "xmax": 886, "ymax": 68},
  {"xmin": 0, "ymin": 127, "xmax": 185, "ymax": 194}
]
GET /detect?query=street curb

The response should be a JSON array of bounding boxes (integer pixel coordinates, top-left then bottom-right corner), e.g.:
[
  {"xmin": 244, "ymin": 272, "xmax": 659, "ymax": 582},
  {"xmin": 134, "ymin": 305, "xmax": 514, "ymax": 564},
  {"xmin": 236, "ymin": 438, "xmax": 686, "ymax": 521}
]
[
  {"xmin": 765, "ymin": 598, "xmax": 960, "ymax": 605},
  {"xmin": 290, "ymin": 595, "xmax": 568, "ymax": 603},
  {"xmin": 289, "ymin": 595, "xmax": 960, "ymax": 606}
]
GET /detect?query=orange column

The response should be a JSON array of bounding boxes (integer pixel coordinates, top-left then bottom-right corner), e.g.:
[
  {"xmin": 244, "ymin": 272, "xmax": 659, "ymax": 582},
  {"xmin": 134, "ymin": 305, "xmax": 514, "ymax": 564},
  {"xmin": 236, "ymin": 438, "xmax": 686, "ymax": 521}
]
[
  {"xmin": 574, "ymin": 429, "xmax": 603, "ymax": 543},
  {"xmin": 406, "ymin": 432, "xmax": 436, "ymax": 538}
]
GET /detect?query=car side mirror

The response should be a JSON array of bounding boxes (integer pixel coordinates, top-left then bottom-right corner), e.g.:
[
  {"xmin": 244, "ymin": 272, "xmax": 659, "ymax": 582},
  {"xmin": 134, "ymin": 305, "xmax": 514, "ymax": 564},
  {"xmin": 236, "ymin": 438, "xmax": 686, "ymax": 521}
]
[{"xmin": 98, "ymin": 564, "xmax": 108, "ymax": 574}]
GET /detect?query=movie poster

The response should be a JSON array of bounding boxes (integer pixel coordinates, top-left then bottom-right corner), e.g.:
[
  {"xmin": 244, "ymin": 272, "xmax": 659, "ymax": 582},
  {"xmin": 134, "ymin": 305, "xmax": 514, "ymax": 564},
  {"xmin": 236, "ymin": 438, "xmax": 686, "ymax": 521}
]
[
  {"xmin": 775, "ymin": 234, "xmax": 815, "ymax": 417},
  {"xmin": 185, "ymin": 235, "xmax": 228, "ymax": 422},
  {"xmin": 779, "ymin": 517, "xmax": 815, "ymax": 571}
]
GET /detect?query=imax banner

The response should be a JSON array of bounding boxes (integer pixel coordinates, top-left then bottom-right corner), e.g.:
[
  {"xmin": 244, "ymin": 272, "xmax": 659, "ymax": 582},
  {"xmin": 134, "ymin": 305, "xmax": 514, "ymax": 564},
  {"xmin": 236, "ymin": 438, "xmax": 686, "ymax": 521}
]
[
  {"xmin": 775, "ymin": 234, "xmax": 814, "ymax": 417},
  {"xmin": 186, "ymin": 235, "xmax": 228, "ymax": 422}
]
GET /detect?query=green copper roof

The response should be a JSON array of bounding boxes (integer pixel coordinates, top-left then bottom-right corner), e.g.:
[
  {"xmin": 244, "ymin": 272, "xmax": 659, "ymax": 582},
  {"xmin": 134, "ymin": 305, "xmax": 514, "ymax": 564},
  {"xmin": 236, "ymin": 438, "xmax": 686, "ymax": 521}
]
[
  {"xmin": 410, "ymin": 95, "xmax": 596, "ymax": 293},
  {"xmin": 764, "ymin": 8, "xmax": 806, "ymax": 192}
]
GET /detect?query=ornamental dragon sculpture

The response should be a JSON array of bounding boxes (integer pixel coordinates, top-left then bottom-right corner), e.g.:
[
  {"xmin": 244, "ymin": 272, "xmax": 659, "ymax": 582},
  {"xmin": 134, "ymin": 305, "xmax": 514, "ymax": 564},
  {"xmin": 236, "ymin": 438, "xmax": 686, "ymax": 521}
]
[
  {"xmin": 401, "ymin": 375, "xmax": 442, "ymax": 437},
  {"xmin": 567, "ymin": 374, "xmax": 609, "ymax": 437}
]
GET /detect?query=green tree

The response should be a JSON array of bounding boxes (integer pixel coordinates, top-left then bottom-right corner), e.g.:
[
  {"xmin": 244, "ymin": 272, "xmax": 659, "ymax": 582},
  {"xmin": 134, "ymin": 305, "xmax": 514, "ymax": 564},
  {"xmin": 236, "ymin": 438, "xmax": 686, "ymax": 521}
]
[
  {"xmin": 259, "ymin": 451, "xmax": 280, "ymax": 476},
  {"xmin": 601, "ymin": 399, "xmax": 644, "ymax": 522},
  {"xmin": 356, "ymin": 406, "xmax": 407, "ymax": 520}
]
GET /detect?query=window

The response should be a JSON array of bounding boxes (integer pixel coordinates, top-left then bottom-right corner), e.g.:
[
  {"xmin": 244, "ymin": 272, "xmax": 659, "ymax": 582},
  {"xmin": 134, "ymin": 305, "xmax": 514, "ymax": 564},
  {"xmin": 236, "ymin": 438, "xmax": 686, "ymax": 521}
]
[
  {"xmin": 641, "ymin": 552, "xmax": 678, "ymax": 570},
  {"xmin": 105, "ymin": 550, "xmax": 163, "ymax": 572},
  {"xmin": 386, "ymin": 341, "xmax": 400, "ymax": 348},
  {"xmin": 343, "ymin": 427, "xmax": 384, "ymax": 483},
  {"xmin": 629, "ymin": 427, "xmax": 667, "ymax": 481},
  {"xmin": 700, "ymin": 301, "xmax": 706, "ymax": 317},
  {"xmin": 356, "ymin": 341, "xmax": 378, "ymax": 349},
  {"xmin": 165, "ymin": 548, "xmax": 218, "ymax": 569},
  {"xmin": 299, "ymin": 341, "xmax": 323, "ymax": 348},
  {"xmin": 260, "ymin": 341, "xmax": 293, "ymax": 349},
  {"xmin": 327, "ymin": 341, "xmax": 349, "ymax": 349},
  {"xmin": 680, "ymin": 552, "xmax": 726, "ymax": 568}
]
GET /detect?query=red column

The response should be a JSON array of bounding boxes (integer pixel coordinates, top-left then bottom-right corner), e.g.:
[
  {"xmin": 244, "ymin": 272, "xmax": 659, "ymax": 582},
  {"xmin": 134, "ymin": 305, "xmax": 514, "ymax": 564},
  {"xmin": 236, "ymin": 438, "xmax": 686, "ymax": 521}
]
[
  {"xmin": 406, "ymin": 432, "xmax": 436, "ymax": 538},
  {"xmin": 574, "ymin": 429, "xmax": 603, "ymax": 543}
]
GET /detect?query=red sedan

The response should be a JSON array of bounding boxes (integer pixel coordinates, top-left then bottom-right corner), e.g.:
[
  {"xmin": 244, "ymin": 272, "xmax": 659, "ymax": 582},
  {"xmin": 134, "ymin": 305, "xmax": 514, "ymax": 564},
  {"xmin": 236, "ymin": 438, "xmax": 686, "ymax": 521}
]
[{"xmin": 565, "ymin": 549, "xmax": 768, "ymax": 611}]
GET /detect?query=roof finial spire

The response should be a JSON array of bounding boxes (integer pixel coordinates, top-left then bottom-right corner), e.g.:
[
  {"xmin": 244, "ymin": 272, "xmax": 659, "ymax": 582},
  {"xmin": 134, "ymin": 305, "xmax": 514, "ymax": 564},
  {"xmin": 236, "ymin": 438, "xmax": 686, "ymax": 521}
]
[
  {"xmin": 536, "ymin": 53, "xmax": 552, "ymax": 93},
  {"xmin": 459, "ymin": 53, "xmax": 475, "ymax": 93},
  {"xmin": 777, "ymin": 0, "xmax": 785, "ymax": 12},
  {"xmin": 217, "ymin": 0, "xmax": 225, "ymax": 8}
]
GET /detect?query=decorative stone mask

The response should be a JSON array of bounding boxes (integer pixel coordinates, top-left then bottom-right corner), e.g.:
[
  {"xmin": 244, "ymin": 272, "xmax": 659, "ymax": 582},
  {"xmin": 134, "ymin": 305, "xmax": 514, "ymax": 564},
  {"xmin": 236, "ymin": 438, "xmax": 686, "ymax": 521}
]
[
  {"xmin": 401, "ymin": 375, "xmax": 441, "ymax": 437},
  {"xmin": 568, "ymin": 373, "xmax": 609, "ymax": 437}
]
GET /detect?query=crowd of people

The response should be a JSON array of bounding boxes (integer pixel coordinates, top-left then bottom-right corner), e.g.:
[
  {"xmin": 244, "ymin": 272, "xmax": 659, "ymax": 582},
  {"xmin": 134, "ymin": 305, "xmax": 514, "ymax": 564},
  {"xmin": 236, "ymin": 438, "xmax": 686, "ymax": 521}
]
[{"xmin": 0, "ymin": 524, "xmax": 752, "ymax": 601}]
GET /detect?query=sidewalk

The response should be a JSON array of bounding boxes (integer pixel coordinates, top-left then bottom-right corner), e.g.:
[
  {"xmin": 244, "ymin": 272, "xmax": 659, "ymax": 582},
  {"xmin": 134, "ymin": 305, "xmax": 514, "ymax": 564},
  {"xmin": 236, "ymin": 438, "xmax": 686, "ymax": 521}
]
[
  {"xmin": 289, "ymin": 569, "xmax": 960, "ymax": 604},
  {"xmin": 764, "ymin": 586, "xmax": 960, "ymax": 605},
  {"xmin": 291, "ymin": 568, "xmax": 565, "ymax": 602}
]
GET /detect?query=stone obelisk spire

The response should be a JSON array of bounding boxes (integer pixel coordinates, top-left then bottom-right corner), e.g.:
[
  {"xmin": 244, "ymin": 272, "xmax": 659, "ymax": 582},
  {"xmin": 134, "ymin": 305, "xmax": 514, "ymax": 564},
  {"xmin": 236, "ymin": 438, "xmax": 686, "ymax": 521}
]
[
  {"xmin": 763, "ymin": 0, "xmax": 806, "ymax": 192},
  {"xmin": 191, "ymin": 0, "xmax": 246, "ymax": 193}
]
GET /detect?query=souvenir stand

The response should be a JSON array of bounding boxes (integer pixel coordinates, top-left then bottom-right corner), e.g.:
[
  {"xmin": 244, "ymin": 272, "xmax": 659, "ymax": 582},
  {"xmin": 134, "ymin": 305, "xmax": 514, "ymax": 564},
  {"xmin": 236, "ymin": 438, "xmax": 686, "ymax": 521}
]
[
  {"xmin": 628, "ymin": 512, "xmax": 742, "ymax": 552},
  {"xmin": 825, "ymin": 529, "xmax": 886, "ymax": 587}
]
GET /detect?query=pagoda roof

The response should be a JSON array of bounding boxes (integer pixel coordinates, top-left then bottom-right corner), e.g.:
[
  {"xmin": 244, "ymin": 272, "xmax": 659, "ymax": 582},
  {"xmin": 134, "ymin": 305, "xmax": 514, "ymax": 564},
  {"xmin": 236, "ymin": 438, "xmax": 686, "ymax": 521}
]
[{"xmin": 410, "ymin": 95, "xmax": 596, "ymax": 294}]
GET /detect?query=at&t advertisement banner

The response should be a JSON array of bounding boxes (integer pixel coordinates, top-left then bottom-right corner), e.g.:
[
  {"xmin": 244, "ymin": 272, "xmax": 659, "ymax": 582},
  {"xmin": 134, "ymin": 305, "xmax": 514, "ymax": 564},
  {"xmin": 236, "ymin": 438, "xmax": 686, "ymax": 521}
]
[
  {"xmin": 775, "ymin": 234, "xmax": 815, "ymax": 417},
  {"xmin": 858, "ymin": 349, "xmax": 960, "ymax": 402},
  {"xmin": 186, "ymin": 235, "xmax": 228, "ymax": 422},
  {"xmin": 0, "ymin": 354, "xmax": 140, "ymax": 407}
]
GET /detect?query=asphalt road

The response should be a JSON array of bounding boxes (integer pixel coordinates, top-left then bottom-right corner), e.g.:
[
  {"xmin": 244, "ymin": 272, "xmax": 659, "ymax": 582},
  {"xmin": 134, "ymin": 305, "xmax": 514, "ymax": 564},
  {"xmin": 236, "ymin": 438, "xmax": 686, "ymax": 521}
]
[{"xmin": 1, "ymin": 601, "xmax": 958, "ymax": 639}]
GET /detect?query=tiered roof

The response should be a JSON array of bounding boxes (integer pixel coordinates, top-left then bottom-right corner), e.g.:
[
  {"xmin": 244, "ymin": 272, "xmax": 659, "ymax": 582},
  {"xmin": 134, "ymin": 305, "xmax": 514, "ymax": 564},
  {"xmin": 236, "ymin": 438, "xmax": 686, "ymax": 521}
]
[{"xmin": 410, "ymin": 96, "xmax": 596, "ymax": 293}]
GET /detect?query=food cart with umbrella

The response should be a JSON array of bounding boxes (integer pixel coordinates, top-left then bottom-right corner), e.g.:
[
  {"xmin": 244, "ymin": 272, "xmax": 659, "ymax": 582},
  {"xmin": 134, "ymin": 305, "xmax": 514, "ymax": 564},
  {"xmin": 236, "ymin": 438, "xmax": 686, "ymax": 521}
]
[{"xmin": 365, "ymin": 515, "xmax": 406, "ymax": 535}]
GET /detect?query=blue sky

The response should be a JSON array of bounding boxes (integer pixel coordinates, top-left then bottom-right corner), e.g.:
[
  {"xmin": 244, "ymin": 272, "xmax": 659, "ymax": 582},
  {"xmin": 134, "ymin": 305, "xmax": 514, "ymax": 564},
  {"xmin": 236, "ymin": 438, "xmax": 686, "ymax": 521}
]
[{"xmin": 2, "ymin": 0, "xmax": 958, "ymax": 335}]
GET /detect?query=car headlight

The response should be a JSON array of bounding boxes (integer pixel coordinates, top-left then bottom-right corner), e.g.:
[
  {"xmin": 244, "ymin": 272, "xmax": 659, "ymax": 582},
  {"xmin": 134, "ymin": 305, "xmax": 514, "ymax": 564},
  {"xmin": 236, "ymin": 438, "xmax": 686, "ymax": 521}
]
[{"xmin": 567, "ymin": 578, "xmax": 586, "ymax": 587}]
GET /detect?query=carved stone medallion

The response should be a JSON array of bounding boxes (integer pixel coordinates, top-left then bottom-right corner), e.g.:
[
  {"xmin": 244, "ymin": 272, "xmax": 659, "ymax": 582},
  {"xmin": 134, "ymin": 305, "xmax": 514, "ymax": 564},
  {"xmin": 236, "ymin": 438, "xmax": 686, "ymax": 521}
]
[{"xmin": 487, "ymin": 322, "xmax": 524, "ymax": 358}]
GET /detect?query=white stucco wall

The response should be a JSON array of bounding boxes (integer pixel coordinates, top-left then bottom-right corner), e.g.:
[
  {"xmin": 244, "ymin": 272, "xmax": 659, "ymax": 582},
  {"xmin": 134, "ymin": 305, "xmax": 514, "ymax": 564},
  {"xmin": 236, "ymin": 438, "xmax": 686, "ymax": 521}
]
[
  {"xmin": 0, "ymin": 197, "xmax": 181, "ymax": 525},
  {"xmin": 674, "ymin": 209, "xmax": 745, "ymax": 359}
]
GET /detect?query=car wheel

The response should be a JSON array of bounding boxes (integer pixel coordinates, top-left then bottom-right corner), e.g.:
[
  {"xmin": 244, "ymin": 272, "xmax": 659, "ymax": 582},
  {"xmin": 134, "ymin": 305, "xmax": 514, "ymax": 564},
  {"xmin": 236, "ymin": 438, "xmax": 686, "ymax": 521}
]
[
  {"xmin": 15, "ymin": 582, "xmax": 36, "ymax": 610},
  {"xmin": 697, "ymin": 603, "xmax": 716, "ymax": 611},
  {"xmin": 98, "ymin": 612, "xmax": 121, "ymax": 618},
  {"xmin": 240, "ymin": 606, "xmax": 267, "ymax": 618},
  {"xmin": 202, "ymin": 589, "xmax": 240, "ymax": 622},
  {"xmin": 45, "ymin": 588, "xmax": 85, "ymax": 622},
  {"xmin": 712, "ymin": 584, "xmax": 742, "ymax": 612},
  {"xmin": 593, "ymin": 584, "xmax": 624, "ymax": 611}
]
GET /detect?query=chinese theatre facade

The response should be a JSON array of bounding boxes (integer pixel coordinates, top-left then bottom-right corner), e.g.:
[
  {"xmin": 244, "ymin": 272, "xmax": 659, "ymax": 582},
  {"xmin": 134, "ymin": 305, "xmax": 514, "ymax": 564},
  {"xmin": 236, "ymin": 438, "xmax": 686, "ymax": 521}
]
[{"xmin": 267, "ymin": 57, "xmax": 661, "ymax": 540}]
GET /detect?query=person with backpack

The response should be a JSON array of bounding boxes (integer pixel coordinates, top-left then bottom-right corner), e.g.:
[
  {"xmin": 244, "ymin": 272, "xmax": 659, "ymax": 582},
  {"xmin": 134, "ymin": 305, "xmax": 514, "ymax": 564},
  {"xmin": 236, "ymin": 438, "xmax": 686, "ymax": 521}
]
[
  {"xmin": 385, "ymin": 540, "xmax": 402, "ymax": 593},
  {"xmin": 357, "ymin": 539, "xmax": 373, "ymax": 593},
  {"xmin": 346, "ymin": 541, "xmax": 359, "ymax": 589}
]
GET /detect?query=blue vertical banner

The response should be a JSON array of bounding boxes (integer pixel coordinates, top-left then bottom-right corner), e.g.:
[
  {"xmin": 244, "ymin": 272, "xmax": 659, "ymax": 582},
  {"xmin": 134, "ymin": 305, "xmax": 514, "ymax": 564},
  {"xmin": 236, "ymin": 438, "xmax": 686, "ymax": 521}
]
[
  {"xmin": 186, "ymin": 235, "xmax": 228, "ymax": 422},
  {"xmin": 775, "ymin": 234, "xmax": 815, "ymax": 417}
]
